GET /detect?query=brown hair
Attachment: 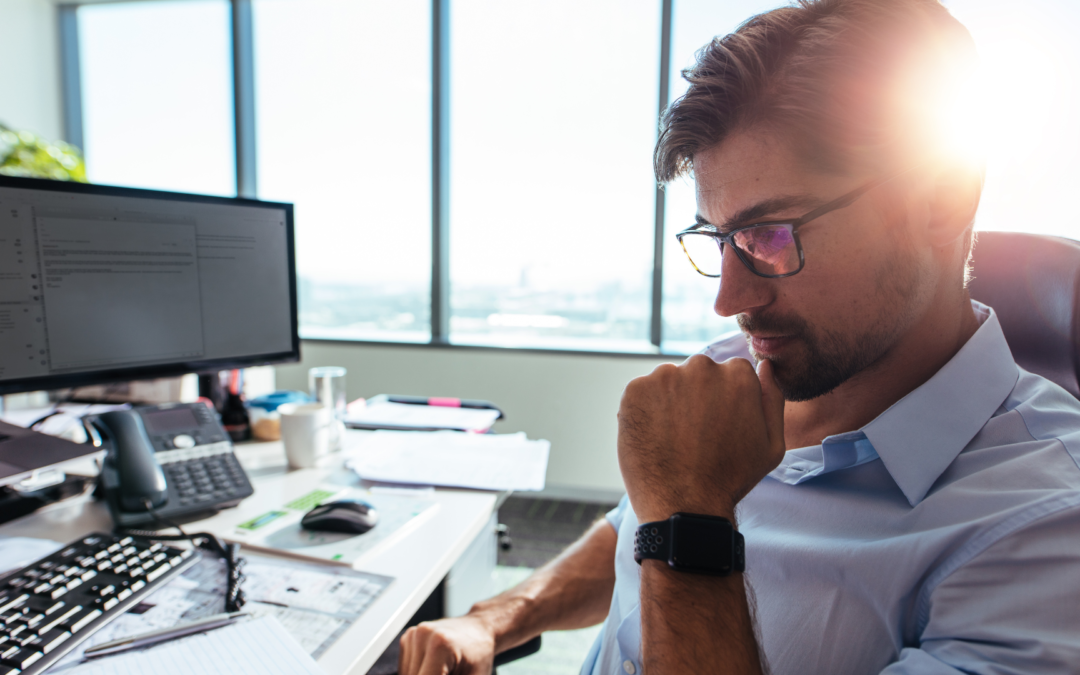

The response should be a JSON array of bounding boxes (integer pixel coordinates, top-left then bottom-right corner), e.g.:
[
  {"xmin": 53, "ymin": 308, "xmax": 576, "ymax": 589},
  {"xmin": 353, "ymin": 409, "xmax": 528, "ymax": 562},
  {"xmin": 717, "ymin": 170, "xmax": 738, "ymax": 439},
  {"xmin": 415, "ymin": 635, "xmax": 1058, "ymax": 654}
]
[{"xmin": 654, "ymin": 0, "xmax": 981, "ymax": 184}]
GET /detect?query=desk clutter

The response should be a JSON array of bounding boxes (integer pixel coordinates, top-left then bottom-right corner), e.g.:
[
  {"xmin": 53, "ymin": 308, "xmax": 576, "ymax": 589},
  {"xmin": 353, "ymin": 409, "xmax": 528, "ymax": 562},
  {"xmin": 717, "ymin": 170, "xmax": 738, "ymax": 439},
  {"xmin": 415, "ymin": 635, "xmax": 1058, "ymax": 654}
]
[
  {"xmin": 0, "ymin": 378, "xmax": 546, "ymax": 674},
  {"xmin": 0, "ymin": 533, "xmax": 391, "ymax": 674}
]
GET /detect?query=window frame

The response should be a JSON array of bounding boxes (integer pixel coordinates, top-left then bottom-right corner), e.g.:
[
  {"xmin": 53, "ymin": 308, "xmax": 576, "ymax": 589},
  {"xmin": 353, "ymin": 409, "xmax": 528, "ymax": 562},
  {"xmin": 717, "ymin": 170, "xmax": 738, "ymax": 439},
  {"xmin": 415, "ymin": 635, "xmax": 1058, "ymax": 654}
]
[{"xmin": 59, "ymin": 0, "xmax": 685, "ymax": 358}]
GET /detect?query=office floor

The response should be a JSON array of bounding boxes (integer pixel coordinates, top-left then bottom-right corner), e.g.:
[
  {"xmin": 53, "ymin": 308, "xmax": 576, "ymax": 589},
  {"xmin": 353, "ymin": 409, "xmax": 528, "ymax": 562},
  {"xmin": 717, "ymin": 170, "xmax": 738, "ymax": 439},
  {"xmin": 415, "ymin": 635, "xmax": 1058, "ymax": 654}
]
[
  {"xmin": 495, "ymin": 496, "xmax": 617, "ymax": 675},
  {"xmin": 497, "ymin": 496, "xmax": 616, "ymax": 569}
]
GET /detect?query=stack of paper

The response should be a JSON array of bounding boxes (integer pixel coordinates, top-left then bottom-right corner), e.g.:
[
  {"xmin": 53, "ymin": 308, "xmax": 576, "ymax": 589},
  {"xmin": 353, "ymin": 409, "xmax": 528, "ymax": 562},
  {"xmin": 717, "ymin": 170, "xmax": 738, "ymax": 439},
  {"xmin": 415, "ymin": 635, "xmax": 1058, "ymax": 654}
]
[
  {"xmin": 347, "ymin": 431, "xmax": 550, "ymax": 491},
  {"xmin": 344, "ymin": 401, "xmax": 501, "ymax": 432}
]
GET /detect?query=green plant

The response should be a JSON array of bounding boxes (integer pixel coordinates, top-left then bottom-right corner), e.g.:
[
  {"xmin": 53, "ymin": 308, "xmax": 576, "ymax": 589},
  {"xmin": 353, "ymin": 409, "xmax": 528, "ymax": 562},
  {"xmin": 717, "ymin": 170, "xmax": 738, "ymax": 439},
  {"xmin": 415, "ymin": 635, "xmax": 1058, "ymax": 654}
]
[{"xmin": 0, "ymin": 122, "xmax": 86, "ymax": 182}]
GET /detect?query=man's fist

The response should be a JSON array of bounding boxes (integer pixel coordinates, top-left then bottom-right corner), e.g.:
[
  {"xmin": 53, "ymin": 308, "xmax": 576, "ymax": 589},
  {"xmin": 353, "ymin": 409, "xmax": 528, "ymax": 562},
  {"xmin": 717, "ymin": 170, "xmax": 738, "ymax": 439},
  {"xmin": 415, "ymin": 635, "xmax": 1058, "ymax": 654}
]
[
  {"xmin": 398, "ymin": 615, "xmax": 496, "ymax": 675},
  {"xmin": 617, "ymin": 355, "xmax": 786, "ymax": 524}
]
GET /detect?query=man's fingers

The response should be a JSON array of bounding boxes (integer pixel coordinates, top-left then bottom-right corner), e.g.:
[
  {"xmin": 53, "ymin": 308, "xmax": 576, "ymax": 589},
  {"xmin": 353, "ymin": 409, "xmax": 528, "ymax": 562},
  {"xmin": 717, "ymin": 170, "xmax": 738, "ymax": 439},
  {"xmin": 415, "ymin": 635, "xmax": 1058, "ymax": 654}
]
[
  {"xmin": 399, "ymin": 627, "xmax": 418, "ymax": 675},
  {"xmin": 756, "ymin": 358, "xmax": 786, "ymax": 453},
  {"xmin": 416, "ymin": 638, "xmax": 456, "ymax": 675}
]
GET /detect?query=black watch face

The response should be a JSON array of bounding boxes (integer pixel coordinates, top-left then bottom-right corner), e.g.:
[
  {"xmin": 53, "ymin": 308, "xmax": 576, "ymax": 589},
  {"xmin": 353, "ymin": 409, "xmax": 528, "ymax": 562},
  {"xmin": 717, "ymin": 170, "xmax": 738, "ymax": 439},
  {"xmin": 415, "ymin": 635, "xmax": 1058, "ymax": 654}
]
[{"xmin": 670, "ymin": 513, "xmax": 734, "ymax": 573}]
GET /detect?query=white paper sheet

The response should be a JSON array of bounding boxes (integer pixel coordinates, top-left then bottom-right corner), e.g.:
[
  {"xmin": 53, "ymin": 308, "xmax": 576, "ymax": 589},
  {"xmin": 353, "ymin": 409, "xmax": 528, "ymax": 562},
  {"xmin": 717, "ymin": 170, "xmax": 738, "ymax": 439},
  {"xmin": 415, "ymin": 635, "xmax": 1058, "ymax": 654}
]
[
  {"xmin": 60, "ymin": 616, "xmax": 324, "ymax": 675},
  {"xmin": 0, "ymin": 536, "xmax": 62, "ymax": 577},
  {"xmin": 344, "ymin": 401, "xmax": 500, "ymax": 431},
  {"xmin": 347, "ymin": 430, "xmax": 550, "ymax": 491}
]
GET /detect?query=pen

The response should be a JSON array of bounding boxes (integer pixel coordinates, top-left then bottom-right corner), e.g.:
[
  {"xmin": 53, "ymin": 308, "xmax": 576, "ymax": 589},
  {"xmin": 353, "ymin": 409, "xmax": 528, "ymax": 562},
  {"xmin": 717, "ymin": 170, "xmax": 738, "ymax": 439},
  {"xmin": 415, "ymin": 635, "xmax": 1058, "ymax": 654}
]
[
  {"xmin": 376, "ymin": 395, "xmax": 504, "ymax": 418},
  {"xmin": 83, "ymin": 611, "xmax": 249, "ymax": 658}
]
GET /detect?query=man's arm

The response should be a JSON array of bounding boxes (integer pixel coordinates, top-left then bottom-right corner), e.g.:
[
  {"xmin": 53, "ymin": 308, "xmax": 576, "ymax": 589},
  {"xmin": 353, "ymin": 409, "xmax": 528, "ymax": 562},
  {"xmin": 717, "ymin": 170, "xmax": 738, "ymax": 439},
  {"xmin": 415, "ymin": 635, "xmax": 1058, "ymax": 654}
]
[
  {"xmin": 640, "ymin": 564, "xmax": 764, "ymax": 673},
  {"xmin": 398, "ymin": 516, "xmax": 618, "ymax": 675},
  {"xmin": 618, "ymin": 355, "xmax": 785, "ymax": 674}
]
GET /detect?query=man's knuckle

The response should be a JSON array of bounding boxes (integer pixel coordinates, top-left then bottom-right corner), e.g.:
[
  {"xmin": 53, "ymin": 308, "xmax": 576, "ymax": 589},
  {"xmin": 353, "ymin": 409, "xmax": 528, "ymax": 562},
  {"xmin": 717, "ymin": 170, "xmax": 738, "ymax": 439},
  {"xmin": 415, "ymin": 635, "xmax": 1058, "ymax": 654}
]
[
  {"xmin": 728, "ymin": 356, "xmax": 756, "ymax": 375},
  {"xmin": 686, "ymin": 353, "xmax": 713, "ymax": 367},
  {"xmin": 423, "ymin": 634, "xmax": 444, "ymax": 651},
  {"xmin": 655, "ymin": 361, "xmax": 679, "ymax": 374}
]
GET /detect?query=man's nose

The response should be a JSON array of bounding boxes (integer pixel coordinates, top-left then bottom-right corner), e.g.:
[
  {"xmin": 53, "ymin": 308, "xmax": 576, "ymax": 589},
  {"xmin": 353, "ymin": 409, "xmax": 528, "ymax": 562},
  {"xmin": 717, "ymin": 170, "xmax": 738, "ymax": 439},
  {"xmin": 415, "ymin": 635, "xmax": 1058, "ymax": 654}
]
[{"xmin": 713, "ymin": 245, "xmax": 773, "ymax": 317}]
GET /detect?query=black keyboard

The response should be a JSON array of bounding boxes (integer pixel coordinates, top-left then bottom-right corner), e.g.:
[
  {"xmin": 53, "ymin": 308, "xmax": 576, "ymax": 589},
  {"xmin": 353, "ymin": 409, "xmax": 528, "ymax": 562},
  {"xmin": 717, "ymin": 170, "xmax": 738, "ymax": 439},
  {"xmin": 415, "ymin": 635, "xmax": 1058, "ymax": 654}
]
[{"xmin": 0, "ymin": 533, "xmax": 198, "ymax": 674}]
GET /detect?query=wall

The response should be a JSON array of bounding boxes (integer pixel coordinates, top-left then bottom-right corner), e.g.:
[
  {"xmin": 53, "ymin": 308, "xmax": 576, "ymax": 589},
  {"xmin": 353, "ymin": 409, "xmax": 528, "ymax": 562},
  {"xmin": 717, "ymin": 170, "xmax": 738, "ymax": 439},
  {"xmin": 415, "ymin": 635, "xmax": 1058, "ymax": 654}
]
[
  {"xmin": 0, "ymin": 0, "xmax": 64, "ymax": 141},
  {"xmin": 276, "ymin": 342, "xmax": 677, "ymax": 501}
]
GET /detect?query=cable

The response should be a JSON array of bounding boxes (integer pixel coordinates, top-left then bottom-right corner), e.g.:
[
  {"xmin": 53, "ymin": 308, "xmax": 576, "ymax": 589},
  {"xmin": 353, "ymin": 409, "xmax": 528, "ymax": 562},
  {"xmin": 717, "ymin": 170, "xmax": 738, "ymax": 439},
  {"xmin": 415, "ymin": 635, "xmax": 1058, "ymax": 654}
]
[
  {"xmin": 119, "ymin": 499, "xmax": 246, "ymax": 612},
  {"xmin": 28, "ymin": 410, "xmax": 64, "ymax": 430}
]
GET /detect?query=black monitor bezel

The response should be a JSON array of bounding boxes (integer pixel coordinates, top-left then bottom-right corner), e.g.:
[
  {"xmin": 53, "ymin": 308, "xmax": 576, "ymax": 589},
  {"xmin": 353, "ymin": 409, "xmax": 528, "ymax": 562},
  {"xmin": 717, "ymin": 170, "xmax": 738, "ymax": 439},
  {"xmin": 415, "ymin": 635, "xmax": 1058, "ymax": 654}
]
[{"xmin": 0, "ymin": 175, "xmax": 300, "ymax": 395}]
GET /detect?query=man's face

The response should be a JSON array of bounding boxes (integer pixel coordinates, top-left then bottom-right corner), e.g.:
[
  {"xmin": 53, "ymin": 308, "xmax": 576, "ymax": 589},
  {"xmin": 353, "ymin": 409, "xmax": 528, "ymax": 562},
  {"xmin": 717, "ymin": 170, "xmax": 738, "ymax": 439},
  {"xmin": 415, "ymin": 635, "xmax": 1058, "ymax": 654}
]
[{"xmin": 694, "ymin": 129, "xmax": 932, "ymax": 402}]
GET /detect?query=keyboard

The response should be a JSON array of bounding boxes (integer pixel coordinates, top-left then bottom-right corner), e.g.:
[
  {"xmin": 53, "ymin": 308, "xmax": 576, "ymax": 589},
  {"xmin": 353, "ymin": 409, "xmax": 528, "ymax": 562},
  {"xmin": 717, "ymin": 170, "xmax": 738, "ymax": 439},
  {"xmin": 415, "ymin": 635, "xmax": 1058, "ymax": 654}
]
[{"xmin": 0, "ymin": 533, "xmax": 198, "ymax": 674}]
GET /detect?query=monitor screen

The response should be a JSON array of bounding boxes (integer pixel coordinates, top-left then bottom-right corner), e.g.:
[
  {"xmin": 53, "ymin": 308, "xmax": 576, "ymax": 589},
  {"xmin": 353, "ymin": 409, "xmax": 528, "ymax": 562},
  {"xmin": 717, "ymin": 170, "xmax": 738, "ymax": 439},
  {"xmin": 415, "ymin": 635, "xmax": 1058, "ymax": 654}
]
[{"xmin": 0, "ymin": 176, "xmax": 298, "ymax": 394}]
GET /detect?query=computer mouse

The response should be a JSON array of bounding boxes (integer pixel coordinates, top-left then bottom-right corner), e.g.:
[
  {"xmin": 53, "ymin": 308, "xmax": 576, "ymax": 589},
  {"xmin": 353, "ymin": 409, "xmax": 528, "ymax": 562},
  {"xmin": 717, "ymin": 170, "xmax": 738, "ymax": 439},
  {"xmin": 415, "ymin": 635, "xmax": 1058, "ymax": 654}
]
[{"xmin": 300, "ymin": 498, "xmax": 379, "ymax": 534}]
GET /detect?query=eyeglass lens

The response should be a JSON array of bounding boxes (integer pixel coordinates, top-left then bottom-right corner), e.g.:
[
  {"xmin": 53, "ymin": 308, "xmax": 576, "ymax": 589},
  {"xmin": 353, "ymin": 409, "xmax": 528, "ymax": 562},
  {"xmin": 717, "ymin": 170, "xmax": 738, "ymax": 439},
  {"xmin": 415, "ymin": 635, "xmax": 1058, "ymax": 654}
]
[{"xmin": 680, "ymin": 224, "xmax": 800, "ymax": 277}]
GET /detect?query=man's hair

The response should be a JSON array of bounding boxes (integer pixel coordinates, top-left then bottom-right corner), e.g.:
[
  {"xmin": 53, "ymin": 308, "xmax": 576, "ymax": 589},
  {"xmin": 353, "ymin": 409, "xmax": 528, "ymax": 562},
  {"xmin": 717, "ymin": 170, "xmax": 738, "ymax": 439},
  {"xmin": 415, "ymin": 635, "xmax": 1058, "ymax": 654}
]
[{"xmin": 655, "ymin": 0, "xmax": 982, "ymax": 184}]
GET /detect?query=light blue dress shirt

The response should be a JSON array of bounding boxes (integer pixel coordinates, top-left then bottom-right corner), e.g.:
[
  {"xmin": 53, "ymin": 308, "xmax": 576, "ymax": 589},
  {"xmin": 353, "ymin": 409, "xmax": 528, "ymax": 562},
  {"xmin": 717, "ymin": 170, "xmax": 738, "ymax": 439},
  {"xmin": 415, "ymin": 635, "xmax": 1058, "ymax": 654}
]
[{"xmin": 582, "ymin": 302, "xmax": 1080, "ymax": 675}]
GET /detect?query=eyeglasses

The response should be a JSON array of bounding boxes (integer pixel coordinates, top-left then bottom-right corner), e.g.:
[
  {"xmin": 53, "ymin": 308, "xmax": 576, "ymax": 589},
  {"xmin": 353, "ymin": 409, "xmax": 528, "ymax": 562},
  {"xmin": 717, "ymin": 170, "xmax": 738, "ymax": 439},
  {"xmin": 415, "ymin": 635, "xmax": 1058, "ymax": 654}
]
[{"xmin": 675, "ymin": 168, "xmax": 912, "ymax": 278}]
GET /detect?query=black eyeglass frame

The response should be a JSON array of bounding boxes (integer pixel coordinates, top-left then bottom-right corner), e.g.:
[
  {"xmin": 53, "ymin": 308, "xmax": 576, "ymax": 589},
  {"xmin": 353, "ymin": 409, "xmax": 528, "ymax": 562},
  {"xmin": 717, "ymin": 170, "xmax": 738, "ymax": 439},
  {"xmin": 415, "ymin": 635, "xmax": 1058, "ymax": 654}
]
[{"xmin": 675, "ymin": 167, "xmax": 915, "ymax": 279}]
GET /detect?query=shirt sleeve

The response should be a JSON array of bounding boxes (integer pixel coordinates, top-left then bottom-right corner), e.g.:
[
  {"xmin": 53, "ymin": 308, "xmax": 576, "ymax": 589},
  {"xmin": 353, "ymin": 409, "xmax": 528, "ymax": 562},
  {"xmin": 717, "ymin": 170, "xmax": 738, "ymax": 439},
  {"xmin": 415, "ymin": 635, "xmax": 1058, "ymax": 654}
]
[
  {"xmin": 605, "ymin": 494, "xmax": 630, "ymax": 532},
  {"xmin": 879, "ymin": 502, "xmax": 1080, "ymax": 675}
]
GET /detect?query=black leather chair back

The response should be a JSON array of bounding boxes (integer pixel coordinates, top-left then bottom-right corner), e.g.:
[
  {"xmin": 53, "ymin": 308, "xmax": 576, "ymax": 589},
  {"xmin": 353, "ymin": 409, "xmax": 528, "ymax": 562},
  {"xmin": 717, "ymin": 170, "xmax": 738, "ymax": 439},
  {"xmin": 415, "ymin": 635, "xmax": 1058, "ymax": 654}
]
[{"xmin": 968, "ymin": 231, "xmax": 1080, "ymax": 399}]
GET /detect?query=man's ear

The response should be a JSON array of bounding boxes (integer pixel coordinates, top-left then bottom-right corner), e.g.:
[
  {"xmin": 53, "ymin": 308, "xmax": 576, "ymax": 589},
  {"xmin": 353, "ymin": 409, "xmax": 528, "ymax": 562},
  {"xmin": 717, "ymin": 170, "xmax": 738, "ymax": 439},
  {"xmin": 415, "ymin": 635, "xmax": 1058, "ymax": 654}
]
[{"xmin": 925, "ymin": 165, "xmax": 983, "ymax": 247}]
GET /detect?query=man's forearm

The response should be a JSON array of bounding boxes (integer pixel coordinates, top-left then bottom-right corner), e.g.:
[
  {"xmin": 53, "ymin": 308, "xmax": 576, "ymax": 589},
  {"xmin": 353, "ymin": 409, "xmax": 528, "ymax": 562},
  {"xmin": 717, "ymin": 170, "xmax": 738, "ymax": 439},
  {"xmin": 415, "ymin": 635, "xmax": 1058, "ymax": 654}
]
[
  {"xmin": 640, "ymin": 562, "xmax": 764, "ymax": 674},
  {"xmin": 470, "ymin": 518, "xmax": 617, "ymax": 654}
]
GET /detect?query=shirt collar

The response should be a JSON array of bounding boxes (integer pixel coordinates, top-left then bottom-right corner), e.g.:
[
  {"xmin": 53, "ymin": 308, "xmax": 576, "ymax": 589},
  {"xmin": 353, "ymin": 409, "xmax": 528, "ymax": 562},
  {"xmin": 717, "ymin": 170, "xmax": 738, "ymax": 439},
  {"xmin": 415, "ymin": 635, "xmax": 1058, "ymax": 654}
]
[{"xmin": 770, "ymin": 301, "xmax": 1019, "ymax": 506}]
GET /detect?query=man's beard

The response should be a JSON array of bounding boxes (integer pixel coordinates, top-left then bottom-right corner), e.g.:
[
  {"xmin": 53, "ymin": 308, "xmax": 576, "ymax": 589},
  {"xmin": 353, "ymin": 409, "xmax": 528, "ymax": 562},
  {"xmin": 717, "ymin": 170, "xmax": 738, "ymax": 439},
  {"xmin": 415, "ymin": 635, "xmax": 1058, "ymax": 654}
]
[{"xmin": 738, "ymin": 238, "xmax": 924, "ymax": 402}]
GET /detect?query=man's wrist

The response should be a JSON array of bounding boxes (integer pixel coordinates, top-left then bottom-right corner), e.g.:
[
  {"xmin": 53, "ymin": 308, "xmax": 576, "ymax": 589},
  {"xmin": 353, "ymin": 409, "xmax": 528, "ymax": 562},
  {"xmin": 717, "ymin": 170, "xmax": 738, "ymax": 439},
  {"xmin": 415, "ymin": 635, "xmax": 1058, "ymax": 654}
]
[
  {"xmin": 468, "ymin": 592, "xmax": 538, "ymax": 654},
  {"xmin": 636, "ymin": 500, "xmax": 736, "ymax": 525},
  {"xmin": 635, "ymin": 512, "xmax": 744, "ymax": 575}
]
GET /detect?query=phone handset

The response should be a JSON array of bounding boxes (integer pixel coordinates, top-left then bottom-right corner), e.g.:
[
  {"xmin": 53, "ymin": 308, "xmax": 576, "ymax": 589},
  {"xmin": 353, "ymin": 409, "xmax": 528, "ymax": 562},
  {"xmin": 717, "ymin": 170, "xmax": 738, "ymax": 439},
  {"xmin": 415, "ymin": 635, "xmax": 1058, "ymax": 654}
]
[{"xmin": 95, "ymin": 410, "xmax": 168, "ymax": 512}]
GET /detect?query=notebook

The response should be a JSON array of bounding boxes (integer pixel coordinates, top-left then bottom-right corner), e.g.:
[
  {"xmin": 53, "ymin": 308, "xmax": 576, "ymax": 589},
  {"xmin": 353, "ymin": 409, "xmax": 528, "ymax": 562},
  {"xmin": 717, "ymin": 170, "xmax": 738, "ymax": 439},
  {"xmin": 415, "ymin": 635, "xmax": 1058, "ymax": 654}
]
[{"xmin": 60, "ymin": 616, "xmax": 324, "ymax": 675}]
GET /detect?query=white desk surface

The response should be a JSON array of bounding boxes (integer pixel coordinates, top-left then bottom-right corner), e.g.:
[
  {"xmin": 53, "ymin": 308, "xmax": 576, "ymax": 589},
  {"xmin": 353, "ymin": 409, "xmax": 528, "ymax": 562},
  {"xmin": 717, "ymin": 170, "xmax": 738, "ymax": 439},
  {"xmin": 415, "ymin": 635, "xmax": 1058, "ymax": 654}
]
[{"xmin": 0, "ymin": 431, "xmax": 499, "ymax": 675}]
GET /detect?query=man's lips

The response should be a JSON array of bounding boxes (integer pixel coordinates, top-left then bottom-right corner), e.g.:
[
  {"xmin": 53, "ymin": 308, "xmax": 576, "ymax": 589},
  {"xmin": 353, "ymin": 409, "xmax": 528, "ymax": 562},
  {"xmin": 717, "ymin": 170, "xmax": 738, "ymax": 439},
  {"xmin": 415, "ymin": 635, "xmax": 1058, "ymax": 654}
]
[{"xmin": 748, "ymin": 334, "xmax": 794, "ymax": 356}]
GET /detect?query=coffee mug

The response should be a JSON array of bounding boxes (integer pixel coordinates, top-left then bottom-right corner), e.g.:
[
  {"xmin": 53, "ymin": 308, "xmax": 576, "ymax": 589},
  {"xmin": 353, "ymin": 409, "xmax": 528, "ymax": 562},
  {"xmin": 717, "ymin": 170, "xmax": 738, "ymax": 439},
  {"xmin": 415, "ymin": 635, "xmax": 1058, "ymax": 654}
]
[{"xmin": 279, "ymin": 403, "xmax": 337, "ymax": 469}]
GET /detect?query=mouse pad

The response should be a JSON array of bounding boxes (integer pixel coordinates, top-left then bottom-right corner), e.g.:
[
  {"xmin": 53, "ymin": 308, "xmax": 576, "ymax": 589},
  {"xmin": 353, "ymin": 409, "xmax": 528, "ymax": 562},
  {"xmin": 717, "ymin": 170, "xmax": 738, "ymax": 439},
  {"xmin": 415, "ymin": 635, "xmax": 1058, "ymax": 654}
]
[{"xmin": 228, "ymin": 488, "xmax": 439, "ymax": 566}]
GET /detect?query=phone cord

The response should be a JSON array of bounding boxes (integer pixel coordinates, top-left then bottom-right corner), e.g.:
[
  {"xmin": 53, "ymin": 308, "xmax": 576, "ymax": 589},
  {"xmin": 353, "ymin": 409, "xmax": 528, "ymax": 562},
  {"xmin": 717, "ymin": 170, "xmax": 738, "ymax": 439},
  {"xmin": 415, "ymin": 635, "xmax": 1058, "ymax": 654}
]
[{"xmin": 119, "ymin": 500, "xmax": 247, "ymax": 613}]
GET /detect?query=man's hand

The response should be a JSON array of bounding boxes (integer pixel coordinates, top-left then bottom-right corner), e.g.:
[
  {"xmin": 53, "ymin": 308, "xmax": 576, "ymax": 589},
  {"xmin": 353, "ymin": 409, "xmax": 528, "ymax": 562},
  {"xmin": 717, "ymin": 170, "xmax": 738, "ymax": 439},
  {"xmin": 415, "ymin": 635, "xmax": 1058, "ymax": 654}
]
[
  {"xmin": 617, "ymin": 355, "xmax": 785, "ymax": 523},
  {"xmin": 398, "ymin": 519, "xmax": 618, "ymax": 675},
  {"xmin": 398, "ymin": 615, "xmax": 496, "ymax": 675}
]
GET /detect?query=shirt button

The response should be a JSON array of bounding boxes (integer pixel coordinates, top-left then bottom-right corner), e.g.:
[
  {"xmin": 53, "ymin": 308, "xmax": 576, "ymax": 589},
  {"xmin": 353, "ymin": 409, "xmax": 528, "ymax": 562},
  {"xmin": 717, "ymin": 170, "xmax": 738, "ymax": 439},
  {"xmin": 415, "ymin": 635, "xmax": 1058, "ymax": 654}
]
[{"xmin": 623, "ymin": 660, "xmax": 637, "ymax": 674}]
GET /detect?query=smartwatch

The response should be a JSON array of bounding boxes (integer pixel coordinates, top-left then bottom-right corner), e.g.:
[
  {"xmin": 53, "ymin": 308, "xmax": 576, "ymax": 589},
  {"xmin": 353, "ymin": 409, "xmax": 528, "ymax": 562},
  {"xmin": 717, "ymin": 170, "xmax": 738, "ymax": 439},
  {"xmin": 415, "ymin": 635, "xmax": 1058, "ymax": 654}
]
[{"xmin": 634, "ymin": 512, "xmax": 745, "ymax": 576}]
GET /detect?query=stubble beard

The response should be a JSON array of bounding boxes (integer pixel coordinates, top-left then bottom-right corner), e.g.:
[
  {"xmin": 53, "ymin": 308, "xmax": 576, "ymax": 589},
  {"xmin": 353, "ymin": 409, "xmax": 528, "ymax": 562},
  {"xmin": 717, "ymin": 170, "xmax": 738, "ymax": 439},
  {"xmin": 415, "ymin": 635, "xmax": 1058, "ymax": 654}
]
[{"xmin": 739, "ymin": 235, "xmax": 925, "ymax": 402}]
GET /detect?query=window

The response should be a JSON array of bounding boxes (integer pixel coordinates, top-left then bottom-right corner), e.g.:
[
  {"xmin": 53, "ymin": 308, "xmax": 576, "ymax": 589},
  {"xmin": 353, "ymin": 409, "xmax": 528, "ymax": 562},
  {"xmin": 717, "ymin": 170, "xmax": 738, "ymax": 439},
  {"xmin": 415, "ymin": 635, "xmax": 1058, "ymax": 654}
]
[
  {"xmin": 78, "ymin": 0, "xmax": 235, "ymax": 196},
  {"xmin": 64, "ymin": 0, "xmax": 1080, "ymax": 357},
  {"xmin": 943, "ymin": 0, "xmax": 1080, "ymax": 241},
  {"xmin": 252, "ymin": 0, "xmax": 432, "ymax": 343},
  {"xmin": 660, "ymin": 0, "xmax": 782, "ymax": 354},
  {"xmin": 448, "ymin": 0, "xmax": 661, "ymax": 352}
]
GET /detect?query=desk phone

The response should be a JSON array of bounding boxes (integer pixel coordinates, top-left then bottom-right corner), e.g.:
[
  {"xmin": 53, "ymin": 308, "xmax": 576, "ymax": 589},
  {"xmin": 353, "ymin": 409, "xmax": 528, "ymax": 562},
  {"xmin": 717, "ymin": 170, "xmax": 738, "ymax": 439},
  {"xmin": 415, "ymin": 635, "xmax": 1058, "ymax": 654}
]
[{"xmin": 89, "ymin": 403, "xmax": 254, "ymax": 528}]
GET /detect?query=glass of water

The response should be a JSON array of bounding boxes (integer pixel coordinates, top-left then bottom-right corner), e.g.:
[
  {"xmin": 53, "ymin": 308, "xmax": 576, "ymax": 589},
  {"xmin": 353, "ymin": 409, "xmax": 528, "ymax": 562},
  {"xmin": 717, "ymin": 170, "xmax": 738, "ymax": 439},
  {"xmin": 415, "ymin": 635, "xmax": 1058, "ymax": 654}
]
[{"xmin": 308, "ymin": 366, "xmax": 347, "ymax": 449}]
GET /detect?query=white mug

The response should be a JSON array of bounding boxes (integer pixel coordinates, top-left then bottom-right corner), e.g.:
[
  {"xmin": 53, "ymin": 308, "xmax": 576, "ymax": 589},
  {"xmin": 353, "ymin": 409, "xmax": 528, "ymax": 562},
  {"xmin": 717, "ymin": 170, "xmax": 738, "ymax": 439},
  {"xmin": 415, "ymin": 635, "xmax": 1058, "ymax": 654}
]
[{"xmin": 279, "ymin": 403, "xmax": 337, "ymax": 469}]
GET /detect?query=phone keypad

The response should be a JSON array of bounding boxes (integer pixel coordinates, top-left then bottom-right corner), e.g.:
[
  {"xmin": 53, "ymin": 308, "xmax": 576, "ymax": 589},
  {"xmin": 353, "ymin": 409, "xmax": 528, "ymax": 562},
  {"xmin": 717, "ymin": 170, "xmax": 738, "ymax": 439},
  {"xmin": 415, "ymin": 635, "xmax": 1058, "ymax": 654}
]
[{"xmin": 163, "ymin": 453, "xmax": 250, "ymax": 507}]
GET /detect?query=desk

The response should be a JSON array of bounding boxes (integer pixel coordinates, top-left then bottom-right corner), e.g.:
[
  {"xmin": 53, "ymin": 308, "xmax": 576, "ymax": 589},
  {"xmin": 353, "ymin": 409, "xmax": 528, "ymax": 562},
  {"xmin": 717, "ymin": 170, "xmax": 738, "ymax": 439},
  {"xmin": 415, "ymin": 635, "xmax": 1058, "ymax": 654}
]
[{"xmin": 0, "ymin": 431, "xmax": 501, "ymax": 675}]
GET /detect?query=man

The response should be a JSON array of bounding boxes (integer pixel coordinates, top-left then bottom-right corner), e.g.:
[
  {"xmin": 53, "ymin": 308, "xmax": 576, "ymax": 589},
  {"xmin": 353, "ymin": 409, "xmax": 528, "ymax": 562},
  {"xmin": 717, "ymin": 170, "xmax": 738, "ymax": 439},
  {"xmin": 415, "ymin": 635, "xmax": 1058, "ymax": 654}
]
[{"xmin": 399, "ymin": 0, "xmax": 1080, "ymax": 672}]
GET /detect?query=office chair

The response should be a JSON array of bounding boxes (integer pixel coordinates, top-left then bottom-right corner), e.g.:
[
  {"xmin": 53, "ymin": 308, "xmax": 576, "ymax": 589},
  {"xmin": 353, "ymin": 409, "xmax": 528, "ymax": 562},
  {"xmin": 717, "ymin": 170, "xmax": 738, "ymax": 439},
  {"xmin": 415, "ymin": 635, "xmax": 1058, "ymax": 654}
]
[{"xmin": 967, "ymin": 231, "xmax": 1080, "ymax": 399}]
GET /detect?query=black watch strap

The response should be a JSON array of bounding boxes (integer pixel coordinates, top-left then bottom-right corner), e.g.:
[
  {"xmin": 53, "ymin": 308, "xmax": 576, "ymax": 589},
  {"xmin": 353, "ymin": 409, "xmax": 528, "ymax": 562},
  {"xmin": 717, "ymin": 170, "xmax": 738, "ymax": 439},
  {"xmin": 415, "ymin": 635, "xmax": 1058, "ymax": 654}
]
[
  {"xmin": 634, "ymin": 513, "xmax": 745, "ymax": 576},
  {"xmin": 634, "ymin": 519, "xmax": 673, "ymax": 563}
]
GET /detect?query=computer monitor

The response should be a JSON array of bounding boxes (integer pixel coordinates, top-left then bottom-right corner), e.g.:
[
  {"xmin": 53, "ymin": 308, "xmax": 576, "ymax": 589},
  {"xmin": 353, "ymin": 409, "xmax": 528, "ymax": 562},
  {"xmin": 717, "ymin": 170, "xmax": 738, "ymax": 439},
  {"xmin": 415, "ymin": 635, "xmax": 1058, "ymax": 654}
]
[
  {"xmin": 0, "ymin": 175, "xmax": 299, "ymax": 395},
  {"xmin": 0, "ymin": 175, "xmax": 299, "ymax": 487}
]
